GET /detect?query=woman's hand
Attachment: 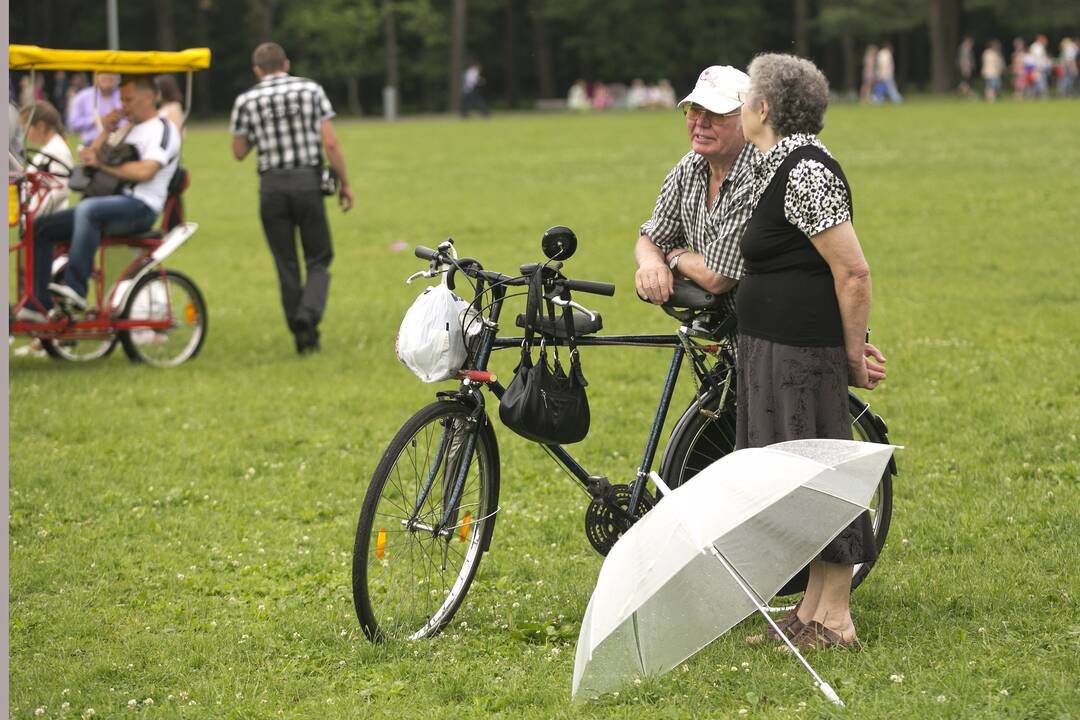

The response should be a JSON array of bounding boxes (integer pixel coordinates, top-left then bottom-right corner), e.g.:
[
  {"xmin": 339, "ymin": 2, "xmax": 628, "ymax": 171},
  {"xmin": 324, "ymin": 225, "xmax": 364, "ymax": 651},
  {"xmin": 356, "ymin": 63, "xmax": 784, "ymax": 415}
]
[{"xmin": 849, "ymin": 342, "xmax": 887, "ymax": 389}]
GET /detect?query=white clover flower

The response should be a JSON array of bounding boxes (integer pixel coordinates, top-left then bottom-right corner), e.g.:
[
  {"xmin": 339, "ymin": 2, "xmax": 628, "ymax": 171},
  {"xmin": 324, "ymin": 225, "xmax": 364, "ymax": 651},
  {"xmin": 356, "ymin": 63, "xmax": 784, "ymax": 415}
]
[
  {"xmin": 936, "ymin": 695, "xmax": 947, "ymax": 703},
  {"xmin": 143, "ymin": 698, "xmax": 154, "ymax": 706},
  {"xmin": 738, "ymin": 710, "xmax": 748, "ymax": 716},
  {"xmin": 62, "ymin": 702, "xmax": 71, "ymax": 710},
  {"xmin": 83, "ymin": 710, "xmax": 96, "ymax": 719},
  {"xmin": 35, "ymin": 708, "xmax": 46, "ymax": 717},
  {"xmin": 889, "ymin": 674, "xmax": 904, "ymax": 684},
  {"xmin": 999, "ymin": 689, "xmax": 1009, "ymax": 697},
  {"xmin": 128, "ymin": 698, "xmax": 138, "ymax": 707}
]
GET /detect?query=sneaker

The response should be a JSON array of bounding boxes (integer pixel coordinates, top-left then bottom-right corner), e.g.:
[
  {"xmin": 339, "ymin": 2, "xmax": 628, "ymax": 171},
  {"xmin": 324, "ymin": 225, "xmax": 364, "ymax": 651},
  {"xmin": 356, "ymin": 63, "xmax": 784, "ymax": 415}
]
[
  {"xmin": 48, "ymin": 283, "xmax": 88, "ymax": 311},
  {"xmin": 14, "ymin": 306, "xmax": 49, "ymax": 324}
]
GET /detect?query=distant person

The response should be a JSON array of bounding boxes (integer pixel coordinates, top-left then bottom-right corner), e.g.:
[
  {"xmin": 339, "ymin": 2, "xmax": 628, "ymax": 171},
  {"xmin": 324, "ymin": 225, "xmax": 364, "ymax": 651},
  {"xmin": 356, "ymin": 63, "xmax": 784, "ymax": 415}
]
[
  {"xmin": 154, "ymin": 74, "xmax": 185, "ymax": 135},
  {"xmin": 51, "ymin": 70, "xmax": 69, "ymax": 117},
  {"xmin": 1010, "ymin": 37, "xmax": 1029, "ymax": 99},
  {"xmin": 19, "ymin": 101, "xmax": 73, "ymax": 217},
  {"xmin": 957, "ymin": 36, "xmax": 975, "ymax": 97},
  {"xmin": 18, "ymin": 75, "xmax": 35, "ymax": 108},
  {"xmin": 981, "ymin": 40, "xmax": 1006, "ymax": 102},
  {"xmin": 627, "ymin": 78, "xmax": 648, "ymax": 109},
  {"xmin": 230, "ymin": 42, "xmax": 353, "ymax": 354},
  {"xmin": 1058, "ymin": 38, "xmax": 1078, "ymax": 97},
  {"xmin": 860, "ymin": 44, "xmax": 878, "ymax": 103},
  {"xmin": 591, "ymin": 82, "xmax": 613, "ymax": 110},
  {"xmin": 873, "ymin": 44, "xmax": 903, "ymax": 103},
  {"xmin": 655, "ymin": 79, "xmax": 677, "ymax": 108},
  {"xmin": 67, "ymin": 72, "xmax": 121, "ymax": 145},
  {"xmin": 1029, "ymin": 34, "xmax": 1050, "ymax": 99},
  {"xmin": 567, "ymin": 79, "xmax": 590, "ymax": 111},
  {"xmin": 461, "ymin": 62, "xmax": 489, "ymax": 118}
]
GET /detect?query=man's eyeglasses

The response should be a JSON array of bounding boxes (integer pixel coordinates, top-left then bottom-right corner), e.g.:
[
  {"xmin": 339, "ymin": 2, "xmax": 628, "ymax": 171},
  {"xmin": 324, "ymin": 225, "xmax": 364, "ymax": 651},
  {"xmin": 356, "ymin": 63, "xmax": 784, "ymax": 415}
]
[{"xmin": 682, "ymin": 103, "xmax": 740, "ymax": 124}]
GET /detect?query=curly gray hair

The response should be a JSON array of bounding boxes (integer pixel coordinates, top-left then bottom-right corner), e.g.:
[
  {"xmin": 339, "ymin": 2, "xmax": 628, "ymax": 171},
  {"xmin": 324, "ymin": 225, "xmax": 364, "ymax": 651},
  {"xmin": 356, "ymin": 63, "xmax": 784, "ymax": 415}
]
[{"xmin": 746, "ymin": 53, "xmax": 829, "ymax": 137}]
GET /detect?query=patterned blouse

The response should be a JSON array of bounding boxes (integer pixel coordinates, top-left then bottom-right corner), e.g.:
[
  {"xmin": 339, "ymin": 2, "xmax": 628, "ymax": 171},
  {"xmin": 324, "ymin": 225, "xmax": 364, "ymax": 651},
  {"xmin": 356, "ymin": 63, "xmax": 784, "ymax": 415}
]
[
  {"xmin": 640, "ymin": 143, "xmax": 755, "ymax": 318},
  {"xmin": 750, "ymin": 133, "xmax": 852, "ymax": 238}
]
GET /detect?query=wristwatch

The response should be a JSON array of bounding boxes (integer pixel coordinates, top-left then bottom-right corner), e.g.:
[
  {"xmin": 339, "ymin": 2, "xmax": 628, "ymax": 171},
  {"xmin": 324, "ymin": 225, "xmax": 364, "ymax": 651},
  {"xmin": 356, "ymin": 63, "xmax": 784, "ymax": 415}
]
[{"xmin": 668, "ymin": 252, "xmax": 686, "ymax": 271}]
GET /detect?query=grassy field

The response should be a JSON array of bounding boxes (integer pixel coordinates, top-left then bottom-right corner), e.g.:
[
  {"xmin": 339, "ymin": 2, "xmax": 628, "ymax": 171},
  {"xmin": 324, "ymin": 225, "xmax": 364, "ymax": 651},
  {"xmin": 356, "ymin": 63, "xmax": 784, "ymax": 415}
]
[{"xmin": 8, "ymin": 99, "xmax": 1080, "ymax": 719}]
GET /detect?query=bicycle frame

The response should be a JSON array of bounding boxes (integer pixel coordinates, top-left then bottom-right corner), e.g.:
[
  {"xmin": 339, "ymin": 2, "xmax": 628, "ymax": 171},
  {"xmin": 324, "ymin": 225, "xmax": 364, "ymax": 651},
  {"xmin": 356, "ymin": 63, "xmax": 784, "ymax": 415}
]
[{"xmin": 410, "ymin": 265, "xmax": 735, "ymax": 536}]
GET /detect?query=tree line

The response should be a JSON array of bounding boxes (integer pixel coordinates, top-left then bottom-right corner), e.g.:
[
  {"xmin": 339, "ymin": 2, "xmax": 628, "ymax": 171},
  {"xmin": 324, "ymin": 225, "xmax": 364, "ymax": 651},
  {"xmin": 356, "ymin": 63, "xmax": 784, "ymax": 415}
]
[{"xmin": 11, "ymin": 0, "xmax": 1080, "ymax": 117}]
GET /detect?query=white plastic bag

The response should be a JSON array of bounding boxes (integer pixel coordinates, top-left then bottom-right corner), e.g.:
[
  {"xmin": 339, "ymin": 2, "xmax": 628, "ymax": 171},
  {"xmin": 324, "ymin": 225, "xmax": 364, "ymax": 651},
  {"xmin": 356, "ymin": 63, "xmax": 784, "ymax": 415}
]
[{"xmin": 396, "ymin": 283, "xmax": 473, "ymax": 382}]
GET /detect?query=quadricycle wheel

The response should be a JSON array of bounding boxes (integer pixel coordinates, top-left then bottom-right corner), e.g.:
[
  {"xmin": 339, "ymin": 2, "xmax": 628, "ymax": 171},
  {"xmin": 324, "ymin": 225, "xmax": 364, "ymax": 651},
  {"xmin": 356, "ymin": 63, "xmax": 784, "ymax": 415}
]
[{"xmin": 119, "ymin": 269, "xmax": 207, "ymax": 367}]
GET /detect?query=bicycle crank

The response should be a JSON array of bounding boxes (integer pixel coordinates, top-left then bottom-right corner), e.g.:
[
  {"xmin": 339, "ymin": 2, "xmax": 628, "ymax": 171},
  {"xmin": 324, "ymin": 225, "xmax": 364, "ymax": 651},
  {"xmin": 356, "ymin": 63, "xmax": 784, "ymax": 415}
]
[{"xmin": 584, "ymin": 484, "xmax": 656, "ymax": 556}]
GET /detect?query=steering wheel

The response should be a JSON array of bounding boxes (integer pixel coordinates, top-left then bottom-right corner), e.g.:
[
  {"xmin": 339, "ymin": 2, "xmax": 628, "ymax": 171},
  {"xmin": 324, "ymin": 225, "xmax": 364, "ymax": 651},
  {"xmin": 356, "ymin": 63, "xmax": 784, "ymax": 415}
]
[{"xmin": 25, "ymin": 148, "xmax": 74, "ymax": 178}]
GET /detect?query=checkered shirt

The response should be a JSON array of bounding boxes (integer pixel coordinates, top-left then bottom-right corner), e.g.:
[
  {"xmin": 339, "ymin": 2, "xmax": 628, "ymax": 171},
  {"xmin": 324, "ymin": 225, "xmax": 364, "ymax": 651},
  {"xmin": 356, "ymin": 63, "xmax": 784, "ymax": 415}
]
[
  {"xmin": 230, "ymin": 74, "xmax": 335, "ymax": 174},
  {"xmin": 639, "ymin": 143, "xmax": 755, "ymax": 318}
]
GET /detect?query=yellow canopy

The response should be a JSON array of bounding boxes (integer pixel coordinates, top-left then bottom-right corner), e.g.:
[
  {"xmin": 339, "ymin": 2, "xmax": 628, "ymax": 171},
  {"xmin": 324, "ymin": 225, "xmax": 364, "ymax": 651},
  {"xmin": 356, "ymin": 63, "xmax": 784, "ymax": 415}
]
[{"xmin": 8, "ymin": 45, "xmax": 211, "ymax": 73}]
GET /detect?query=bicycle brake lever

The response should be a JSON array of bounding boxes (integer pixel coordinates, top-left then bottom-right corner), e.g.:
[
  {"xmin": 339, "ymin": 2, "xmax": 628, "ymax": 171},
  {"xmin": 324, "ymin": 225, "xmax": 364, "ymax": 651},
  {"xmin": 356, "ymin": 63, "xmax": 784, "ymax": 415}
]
[
  {"xmin": 405, "ymin": 269, "xmax": 438, "ymax": 285},
  {"xmin": 550, "ymin": 296, "xmax": 596, "ymax": 322}
]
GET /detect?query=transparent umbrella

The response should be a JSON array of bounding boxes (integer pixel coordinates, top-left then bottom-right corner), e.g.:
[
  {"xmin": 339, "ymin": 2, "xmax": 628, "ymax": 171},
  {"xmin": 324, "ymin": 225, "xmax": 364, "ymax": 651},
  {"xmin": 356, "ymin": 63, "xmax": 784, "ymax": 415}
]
[{"xmin": 571, "ymin": 439, "xmax": 898, "ymax": 706}]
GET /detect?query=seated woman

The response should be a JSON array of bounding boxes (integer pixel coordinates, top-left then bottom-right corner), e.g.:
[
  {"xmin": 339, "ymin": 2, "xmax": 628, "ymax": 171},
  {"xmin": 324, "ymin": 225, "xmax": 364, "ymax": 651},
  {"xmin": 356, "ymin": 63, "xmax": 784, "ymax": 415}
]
[
  {"xmin": 20, "ymin": 101, "xmax": 73, "ymax": 217},
  {"xmin": 736, "ymin": 54, "xmax": 887, "ymax": 649},
  {"xmin": 155, "ymin": 74, "xmax": 186, "ymax": 136}
]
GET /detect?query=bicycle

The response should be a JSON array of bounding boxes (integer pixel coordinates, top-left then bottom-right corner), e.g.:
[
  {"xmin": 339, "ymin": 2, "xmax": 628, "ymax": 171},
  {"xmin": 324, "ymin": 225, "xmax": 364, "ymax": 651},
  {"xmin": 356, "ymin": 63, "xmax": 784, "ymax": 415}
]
[{"xmin": 352, "ymin": 228, "xmax": 895, "ymax": 642}]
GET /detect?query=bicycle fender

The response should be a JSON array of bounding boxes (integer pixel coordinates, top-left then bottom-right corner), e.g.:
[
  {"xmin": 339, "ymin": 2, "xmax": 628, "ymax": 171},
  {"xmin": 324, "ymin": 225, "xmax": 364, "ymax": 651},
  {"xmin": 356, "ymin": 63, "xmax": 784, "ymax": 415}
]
[{"xmin": 110, "ymin": 222, "xmax": 199, "ymax": 311}]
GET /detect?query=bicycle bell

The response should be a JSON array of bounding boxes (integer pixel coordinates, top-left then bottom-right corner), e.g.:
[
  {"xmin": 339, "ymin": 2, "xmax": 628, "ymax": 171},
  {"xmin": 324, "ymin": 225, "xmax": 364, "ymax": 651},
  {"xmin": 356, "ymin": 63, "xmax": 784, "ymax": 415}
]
[{"xmin": 542, "ymin": 225, "xmax": 577, "ymax": 261}]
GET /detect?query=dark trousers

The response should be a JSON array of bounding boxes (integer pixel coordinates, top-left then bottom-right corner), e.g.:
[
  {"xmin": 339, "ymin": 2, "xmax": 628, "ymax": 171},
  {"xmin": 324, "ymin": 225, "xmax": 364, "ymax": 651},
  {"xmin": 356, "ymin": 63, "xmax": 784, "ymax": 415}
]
[{"xmin": 258, "ymin": 169, "xmax": 333, "ymax": 333}]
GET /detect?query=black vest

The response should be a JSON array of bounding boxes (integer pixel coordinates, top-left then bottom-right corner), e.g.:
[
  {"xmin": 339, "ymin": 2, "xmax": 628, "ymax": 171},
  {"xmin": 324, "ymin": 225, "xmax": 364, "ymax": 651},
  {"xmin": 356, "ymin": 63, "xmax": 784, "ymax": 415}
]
[{"xmin": 736, "ymin": 144, "xmax": 852, "ymax": 347}]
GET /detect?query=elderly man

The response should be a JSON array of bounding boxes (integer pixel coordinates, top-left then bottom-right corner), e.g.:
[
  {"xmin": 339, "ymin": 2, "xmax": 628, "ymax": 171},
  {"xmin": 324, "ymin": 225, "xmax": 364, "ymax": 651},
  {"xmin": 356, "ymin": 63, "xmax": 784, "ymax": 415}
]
[
  {"xmin": 230, "ymin": 42, "xmax": 353, "ymax": 354},
  {"xmin": 635, "ymin": 65, "xmax": 754, "ymax": 320},
  {"xmin": 66, "ymin": 72, "xmax": 122, "ymax": 145},
  {"xmin": 17, "ymin": 74, "xmax": 180, "ymax": 321}
]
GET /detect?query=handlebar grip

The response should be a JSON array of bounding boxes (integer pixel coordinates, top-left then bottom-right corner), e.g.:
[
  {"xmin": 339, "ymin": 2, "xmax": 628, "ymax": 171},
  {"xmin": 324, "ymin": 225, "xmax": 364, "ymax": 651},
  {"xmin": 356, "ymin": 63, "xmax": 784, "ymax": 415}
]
[
  {"xmin": 563, "ymin": 278, "xmax": 616, "ymax": 297},
  {"xmin": 414, "ymin": 245, "xmax": 439, "ymax": 261}
]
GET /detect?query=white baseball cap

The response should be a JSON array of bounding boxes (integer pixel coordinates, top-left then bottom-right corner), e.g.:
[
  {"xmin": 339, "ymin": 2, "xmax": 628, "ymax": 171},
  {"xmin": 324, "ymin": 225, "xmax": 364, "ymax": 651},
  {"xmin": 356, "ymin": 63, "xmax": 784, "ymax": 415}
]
[{"xmin": 678, "ymin": 65, "xmax": 751, "ymax": 115}]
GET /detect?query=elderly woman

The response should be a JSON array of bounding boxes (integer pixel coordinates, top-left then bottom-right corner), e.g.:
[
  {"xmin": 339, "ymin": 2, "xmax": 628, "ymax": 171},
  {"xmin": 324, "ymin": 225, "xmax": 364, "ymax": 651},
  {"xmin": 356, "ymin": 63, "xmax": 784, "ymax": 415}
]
[{"xmin": 737, "ymin": 54, "xmax": 887, "ymax": 649}]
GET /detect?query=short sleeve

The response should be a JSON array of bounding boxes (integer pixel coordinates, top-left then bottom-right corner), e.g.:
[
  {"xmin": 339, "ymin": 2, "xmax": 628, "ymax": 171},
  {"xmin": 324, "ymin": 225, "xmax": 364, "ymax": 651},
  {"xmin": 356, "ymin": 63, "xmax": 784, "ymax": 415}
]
[
  {"xmin": 315, "ymin": 84, "xmax": 335, "ymax": 121},
  {"xmin": 784, "ymin": 159, "xmax": 852, "ymax": 238},
  {"xmin": 229, "ymin": 97, "xmax": 250, "ymax": 137},
  {"xmin": 133, "ymin": 120, "xmax": 172, "ymax": 166},
  {"xmin": 639, "ymin": 164, "xmax": 686, "ymax": 253}
]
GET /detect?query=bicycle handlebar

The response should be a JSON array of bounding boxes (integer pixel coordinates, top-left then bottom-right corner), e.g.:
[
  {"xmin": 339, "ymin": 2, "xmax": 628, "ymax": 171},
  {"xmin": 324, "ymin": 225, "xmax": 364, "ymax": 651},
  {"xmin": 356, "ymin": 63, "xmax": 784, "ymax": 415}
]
[{"xmin": 413, "ymin": 244, "xmax": 614, "ymax": 296}]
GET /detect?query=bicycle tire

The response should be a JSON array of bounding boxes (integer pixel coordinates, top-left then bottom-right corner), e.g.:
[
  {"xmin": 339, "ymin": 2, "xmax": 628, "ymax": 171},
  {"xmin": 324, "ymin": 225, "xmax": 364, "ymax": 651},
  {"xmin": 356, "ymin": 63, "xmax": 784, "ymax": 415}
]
[
  {"xmin": 658, "ymin": 389, "xmax": 894, "ymax": 593},
  {"xmin": 353, "ymin": 399, "xmax": 500, "ymax": 642},
  {"xmin": 41, "ymin": 266, "xmax": 118, "ymax": 362},
  {"xmin": 119, "ymin": 269, "xmax": 207, "ymax": 367}
]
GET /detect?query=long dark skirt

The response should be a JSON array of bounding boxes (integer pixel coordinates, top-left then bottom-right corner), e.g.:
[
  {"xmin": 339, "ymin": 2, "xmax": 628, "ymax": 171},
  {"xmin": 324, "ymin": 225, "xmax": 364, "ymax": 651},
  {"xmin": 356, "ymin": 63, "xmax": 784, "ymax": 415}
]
[{"xmin": 736, "ymin": 334, "xmax": 879, "ymax": 575}]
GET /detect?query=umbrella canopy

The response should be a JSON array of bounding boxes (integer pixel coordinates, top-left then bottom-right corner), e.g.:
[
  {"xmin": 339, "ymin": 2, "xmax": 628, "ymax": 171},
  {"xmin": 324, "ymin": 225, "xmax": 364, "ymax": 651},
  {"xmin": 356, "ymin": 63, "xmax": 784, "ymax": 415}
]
[{"xmin": 572, "ymin": 439, "xmax": 897, "ymax": 702}]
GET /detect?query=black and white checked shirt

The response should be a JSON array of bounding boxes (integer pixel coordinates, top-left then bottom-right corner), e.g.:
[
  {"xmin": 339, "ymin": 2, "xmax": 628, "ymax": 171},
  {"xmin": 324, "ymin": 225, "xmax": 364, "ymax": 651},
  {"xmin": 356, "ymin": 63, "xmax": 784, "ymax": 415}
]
[
  {"xmin": 640, "ymin": 143, "xmax": 755, "ymax": 318},
  {"xmin": 230, "ymin": 73, "xmax": 335, "ymax": 174}
]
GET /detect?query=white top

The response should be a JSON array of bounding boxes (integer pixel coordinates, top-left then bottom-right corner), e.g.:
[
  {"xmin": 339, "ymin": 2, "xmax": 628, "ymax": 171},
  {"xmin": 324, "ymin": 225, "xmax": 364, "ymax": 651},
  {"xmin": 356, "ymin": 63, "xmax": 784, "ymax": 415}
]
[
  {"xmin": 123, "ymin": 115, "xmax": 181, "ymax": 214},
  {"xmin": 28, "ymin": 134, "xmax": 74, "ymax": 217}
]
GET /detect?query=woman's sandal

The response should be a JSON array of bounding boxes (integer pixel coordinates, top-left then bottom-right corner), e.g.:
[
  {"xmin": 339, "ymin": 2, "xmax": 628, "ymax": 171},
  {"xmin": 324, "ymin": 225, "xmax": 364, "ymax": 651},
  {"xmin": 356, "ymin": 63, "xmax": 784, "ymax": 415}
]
[
  {"xmin": 744, "ymin": 602, "xmax": 804, "ymax": 645},
  {"xmin": 778, "ymin": 620, "xmax": 862, "ymax": 652}
]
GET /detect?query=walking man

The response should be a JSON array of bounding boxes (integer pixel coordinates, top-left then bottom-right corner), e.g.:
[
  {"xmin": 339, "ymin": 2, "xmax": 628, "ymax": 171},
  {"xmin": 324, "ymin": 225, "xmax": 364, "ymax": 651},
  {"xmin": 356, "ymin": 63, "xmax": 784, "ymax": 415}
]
[{"xmin": 230, "ymin": 42, "xmax": 353, "ymax": 354}]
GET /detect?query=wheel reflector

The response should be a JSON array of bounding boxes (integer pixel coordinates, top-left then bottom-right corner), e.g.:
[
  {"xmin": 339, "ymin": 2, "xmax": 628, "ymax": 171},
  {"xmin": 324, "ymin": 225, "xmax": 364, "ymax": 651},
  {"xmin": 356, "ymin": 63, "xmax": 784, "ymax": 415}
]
[
  {"xmin": 459, "ymin": 512, "xmax": 471, "ymax": 542},
  {"xmin": 376, "ymin": 528, "xmax": 387, "ymax": 559},
  {"xmin": 184, "ymin": 302, "xmax": 197, "ymax": 325}
]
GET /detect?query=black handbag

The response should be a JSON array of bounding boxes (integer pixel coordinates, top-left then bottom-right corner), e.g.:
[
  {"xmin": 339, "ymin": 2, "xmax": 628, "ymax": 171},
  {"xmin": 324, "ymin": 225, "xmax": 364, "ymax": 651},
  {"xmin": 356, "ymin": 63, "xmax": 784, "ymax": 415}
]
[
  {"xmin": 69, "ymin": 141, "xmax": 139, "ymax": 198},
  {"xmin": 499, "ymin": 270, "xmax": 590, "ymax": 444}
]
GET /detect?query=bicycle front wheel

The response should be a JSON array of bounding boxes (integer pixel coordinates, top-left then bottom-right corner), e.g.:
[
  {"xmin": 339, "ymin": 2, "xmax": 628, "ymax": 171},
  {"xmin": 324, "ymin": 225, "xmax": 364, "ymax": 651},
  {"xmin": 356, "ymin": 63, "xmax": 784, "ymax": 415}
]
[
  {"xmin": 659, "ymin": 390, "xmax": 893, "ymax": 593},
  {"xmin": 353, "ymin": 400, "xmax": 500, "ymax": 642}
]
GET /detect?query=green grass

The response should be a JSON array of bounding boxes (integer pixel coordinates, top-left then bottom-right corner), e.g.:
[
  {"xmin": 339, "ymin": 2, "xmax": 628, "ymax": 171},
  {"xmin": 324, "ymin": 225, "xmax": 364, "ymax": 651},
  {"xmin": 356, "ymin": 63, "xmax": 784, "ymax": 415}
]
[{"xmin": 9, "ymin": 100, "xmax": 1080, "ymax": 719}]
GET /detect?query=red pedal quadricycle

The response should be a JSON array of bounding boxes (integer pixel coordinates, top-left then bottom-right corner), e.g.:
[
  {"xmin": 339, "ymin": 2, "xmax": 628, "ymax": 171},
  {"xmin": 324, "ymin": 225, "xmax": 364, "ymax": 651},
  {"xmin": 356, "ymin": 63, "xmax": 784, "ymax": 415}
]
[{"xmin": 9, "ymin": 45, "xmax": 209, "ymax": 366}]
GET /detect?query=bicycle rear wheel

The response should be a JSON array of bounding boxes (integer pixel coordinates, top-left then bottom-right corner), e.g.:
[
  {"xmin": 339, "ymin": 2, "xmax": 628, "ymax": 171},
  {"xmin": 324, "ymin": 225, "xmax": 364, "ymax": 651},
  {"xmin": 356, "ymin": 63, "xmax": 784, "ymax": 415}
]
[
  {"xmin": 659, "ymin": 390, "xmax": 893, "ymax": 593},
  {"xmin": 353, "ymin": 399, "xmax": 500, "ymax": 642}
]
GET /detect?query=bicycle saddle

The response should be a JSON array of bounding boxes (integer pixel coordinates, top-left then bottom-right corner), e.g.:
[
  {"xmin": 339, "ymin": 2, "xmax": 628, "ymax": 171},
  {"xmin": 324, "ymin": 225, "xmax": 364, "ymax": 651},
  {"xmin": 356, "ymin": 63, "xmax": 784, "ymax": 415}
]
[
  {"xmin": 663, "ymin": 277, "xmax": 724, "ymax": 310},
  {"xmin": 516, "ymin": 309, "xmax": 603, "ymax": 338}
]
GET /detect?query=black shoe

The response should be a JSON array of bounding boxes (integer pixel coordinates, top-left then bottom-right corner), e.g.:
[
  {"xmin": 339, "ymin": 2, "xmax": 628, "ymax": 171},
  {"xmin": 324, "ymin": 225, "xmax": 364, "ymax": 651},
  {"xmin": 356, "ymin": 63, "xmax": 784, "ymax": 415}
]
[{"xmin": 293, "ymin": 318, "xmax": 321, "ymax": 355}]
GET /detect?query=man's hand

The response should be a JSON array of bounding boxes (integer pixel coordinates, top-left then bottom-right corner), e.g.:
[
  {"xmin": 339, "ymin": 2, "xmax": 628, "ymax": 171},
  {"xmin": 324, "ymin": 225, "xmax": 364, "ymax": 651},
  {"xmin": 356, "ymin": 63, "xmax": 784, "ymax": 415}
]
[
  {"xmin": 635, "ymin": 260, "xmax": 674, "ymax": 304},
  {"xmin": 101, "ymin": 109, "xmax": 123, "ymax": 133},
  {"xmin": 78, "ymin": 146, "xmax": 99, "ymax": 167},
  {"xmin": 338, "ymin": 183, "xmax": 354, "ymax": 212}
]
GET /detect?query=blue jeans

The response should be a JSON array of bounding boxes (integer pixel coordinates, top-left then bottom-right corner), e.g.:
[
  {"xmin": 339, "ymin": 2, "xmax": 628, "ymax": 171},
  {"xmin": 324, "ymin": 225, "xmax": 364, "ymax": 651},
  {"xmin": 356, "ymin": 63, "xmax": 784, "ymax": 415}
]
[{"xmin": 33, "ymin": 195, "xmax": 156, "ymax": 308}]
